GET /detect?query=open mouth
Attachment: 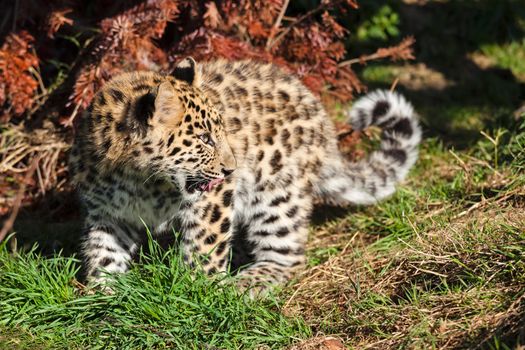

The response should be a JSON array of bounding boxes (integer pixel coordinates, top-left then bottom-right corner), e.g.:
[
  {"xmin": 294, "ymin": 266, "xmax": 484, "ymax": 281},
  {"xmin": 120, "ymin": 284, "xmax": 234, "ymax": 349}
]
[
  {"xmin": 185, "ymin": 177, "xmax": 224, "ymax": 193},
  {"xmin": 199, "ymin": 178, "xmax": 224, "ymax": 192}
]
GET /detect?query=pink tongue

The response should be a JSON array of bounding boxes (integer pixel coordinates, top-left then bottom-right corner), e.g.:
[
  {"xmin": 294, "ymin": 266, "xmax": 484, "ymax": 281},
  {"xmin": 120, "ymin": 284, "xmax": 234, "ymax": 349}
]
[{"xmin": 199, "ymin": 178, "xmax": 224, "ymax": 192}]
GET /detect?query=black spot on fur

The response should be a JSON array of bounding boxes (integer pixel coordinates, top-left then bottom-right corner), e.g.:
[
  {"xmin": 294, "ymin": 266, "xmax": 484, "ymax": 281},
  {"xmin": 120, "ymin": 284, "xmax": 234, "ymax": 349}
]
[
  {"xmin": 234, "ymin": 85, "xmax": 248, "ymax": 97},
  {"xmin": 222, "ymin": 190, "xmax": 233, "ymax": 207},
  {"xmin": 210, "ymin": 205, "xmax": 221, "ymax": 224},
  {"xmin": 116, "ymin": 122, "xmax": 127, "ymax": 132},
  {"xmin": 390, "ymin": 118, "xmax": 413, "ymax": 137},
  {"xmin": 384, "ymin": 149, "xmax": 407, "ymax": 164},
  {"xmin": 265, "ymin": 105, "xmax": 277, "ymax": 113},
  {"xmin": 355, "ymin": 108, "xmax": 368, "ymax": 129},
  {"xmin": 230, "ymin": 117, "xmax": 242, "ymax": 130},
  {"xmin": 167, "ymin": 134, "xmax": 175, "ymax": 147},
  {"xmin": 185, "ymin": 221, "xmax": 199, "ymax": 230},
  {"xmin": 269, "ymin": 150, "xmax": 283, "ymax": 174},
  {"xmin": 270, "ymin": 194, "xmax": 290, "ymax": 206},
  {"xmin": 286, "ymin": 206, "xmax": 299, "ymax": 218},
  {"xmin": 170, "ymin": 147, "xmax": 181, "ymax": 156},
  {"xmin": 183, "ymin": 139, "xmax": 192, "ymax": 147},
  {"xmin": 253, "ymin": 230, "xmax": 271, "ymax": 237},
  {"xmin": 98, "ymin": 93, "xmax": 107, "ymax": 106},
  {"xmin": 205, "ymin": 234, "xmax": 217, "ymax": 245},
  {"xmin": 278, "ymin": 90, "xmax": 290, "ymax": 102},
  {"xmin": 263, "ymin": 215, "xmax": 279, "ymax": 225},
  {"xmin": 261, "ymin": 246, "xmax": 290, "ymax": 255},
  {"xmin": 211, "ymin": 73, "xmax": 223, "ymax": 85},
  {"xmin": 280, "ymin": 128, "xmax": 290, "ymax": 144},
  {"xmin": 252, "ymin": 212, "xmax": 265, "ymax": 220},
  {"xmin": 202, "ymin": 203, "xmax": 212, "ymax": 219},
  {"xmin": 109, "ymin": 89, "xmax": 124, "ymax": 103},
  {"xmin": 100, "ymin": 257, "xmax": 114, "ymax": 267},
  {"xmin": 196, "ymin": 229, "xmax": 206, "ymax": 239},
  {"xmin": 220, "ymin": 218, "xmax": 231, "ymax": 233},
  {"xmin": 372, "ymin": 100, "xmax": 390, "ymax": 122},
  {"xmin": 255, "ymin": 169, "xmax": 262, "ymax": 183},
  {"xmin": 133, "ymin": 84, "xmax": 150, "ymax": 91},
  {"xmin": 276, "ymin": 227, "xmax": 289, "ymax": 237},
  {"xmin": 216, "ymin": 241, "xmax": 228, "ymax": 255},
  {"xmin": 172, "ymin": 59, "xmax": 196, "ymax": 85}
]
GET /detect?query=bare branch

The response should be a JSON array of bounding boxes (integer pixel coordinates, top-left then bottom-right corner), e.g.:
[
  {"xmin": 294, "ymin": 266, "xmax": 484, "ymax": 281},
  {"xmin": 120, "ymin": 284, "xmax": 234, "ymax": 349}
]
[
  {"xmin": 268, "ymin": 0, "xmax": 347, "ymax": 50},
  {"xmin": 338, "ymin": 37, "xmax": 415, "ymax": 67},
  {"xmin": 266, "ymin": 0, "xmax": 290, "ymax": 50}
]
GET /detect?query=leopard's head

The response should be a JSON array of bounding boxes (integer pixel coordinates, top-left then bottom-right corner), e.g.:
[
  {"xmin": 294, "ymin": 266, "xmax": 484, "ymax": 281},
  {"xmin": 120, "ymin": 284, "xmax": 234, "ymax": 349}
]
[
  {"xmin": 150, "ymin": 58, "xmax": 237, "ymax": 193},
  {"xmin": 92, "ymin": 57, "xmax": 237, "ymax": 194}
]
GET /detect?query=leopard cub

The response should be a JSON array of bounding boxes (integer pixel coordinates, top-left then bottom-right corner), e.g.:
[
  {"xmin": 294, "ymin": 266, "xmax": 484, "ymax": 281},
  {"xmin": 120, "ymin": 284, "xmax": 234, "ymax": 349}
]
[{"xmin": 69, "ymin": 57, "xmax": 421, "ymax": 295}]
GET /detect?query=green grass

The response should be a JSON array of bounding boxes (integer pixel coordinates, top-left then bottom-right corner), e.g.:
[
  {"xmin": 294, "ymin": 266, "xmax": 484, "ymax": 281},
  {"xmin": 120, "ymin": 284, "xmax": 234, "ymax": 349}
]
[
  {"xmin": 0, "ymin": 238, "xmax": 310, "ymax": 349},
  {"xmin": 481, "ymin": 39, "xmax": 525, "ymax": 80}
]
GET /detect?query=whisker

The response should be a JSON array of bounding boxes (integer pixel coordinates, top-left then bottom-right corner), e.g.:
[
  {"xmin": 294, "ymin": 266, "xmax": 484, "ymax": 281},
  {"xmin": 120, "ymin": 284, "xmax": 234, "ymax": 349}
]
[{"xmin": 143, "ymin": 169, "xmax": 163, "ymax": 185}]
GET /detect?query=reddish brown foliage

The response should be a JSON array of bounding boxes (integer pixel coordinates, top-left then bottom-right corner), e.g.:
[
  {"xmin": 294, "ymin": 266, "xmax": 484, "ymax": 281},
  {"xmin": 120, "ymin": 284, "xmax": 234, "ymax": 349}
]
[
  {"xmin": 1, "ymin": 0, "xmax": 415, "ymax": 125},
  {"xmin": 0, "ymin": 31, "xmax": 39, "ymax": 122},
  {"xmin": 172, "ymin": 0, "xmax": 364, "ymax": 101},
  {"xmin": 66, "ymin": 0, "xmax": 413, "ymax": 123},
  {"xmin": 69, "ymin": 0, "xmax": 179, "ymax": 121},
  {"xmin": 47, "ymin": 9, "xmax": 74, "ymax": 38}
]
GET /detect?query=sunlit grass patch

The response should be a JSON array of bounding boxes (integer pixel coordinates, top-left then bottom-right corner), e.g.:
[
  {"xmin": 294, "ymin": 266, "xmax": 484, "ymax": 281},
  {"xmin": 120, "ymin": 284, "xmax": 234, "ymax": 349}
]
[
  {"xmin": 481, "ymin": 39, "xmax": 525, "ymax": 81},
  {"xmin": 0, "ymin": 238, "xmax": 310, "ymax": 349}
]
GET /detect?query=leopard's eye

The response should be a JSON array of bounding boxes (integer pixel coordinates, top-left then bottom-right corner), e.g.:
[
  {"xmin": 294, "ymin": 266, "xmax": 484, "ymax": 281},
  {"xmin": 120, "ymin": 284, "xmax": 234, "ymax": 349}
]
[{"xmin": 199, "ymin": 133, "xmax": 215, "ymax": 147}]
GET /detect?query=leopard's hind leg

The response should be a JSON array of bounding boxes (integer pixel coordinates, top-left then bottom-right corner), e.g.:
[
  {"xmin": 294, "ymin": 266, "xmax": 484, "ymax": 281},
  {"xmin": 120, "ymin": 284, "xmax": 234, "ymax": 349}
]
[{"xmin": 236, "ymin": 176, "xmax": 313, "ymax": 297}]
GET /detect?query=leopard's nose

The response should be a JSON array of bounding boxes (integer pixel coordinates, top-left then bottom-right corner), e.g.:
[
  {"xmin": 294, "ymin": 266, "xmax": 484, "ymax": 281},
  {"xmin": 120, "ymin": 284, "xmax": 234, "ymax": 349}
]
[{"xmin": 221, "ymin": 167, "xmax": 235, "ymax": 176}]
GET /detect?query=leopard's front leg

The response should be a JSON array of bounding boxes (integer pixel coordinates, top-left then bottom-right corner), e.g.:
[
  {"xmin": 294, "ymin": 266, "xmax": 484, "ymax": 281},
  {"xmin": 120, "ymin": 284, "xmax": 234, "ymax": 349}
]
[
  {"xmin": 177, "ymin": 183, "xmax": 235, "ymax": 274},
  {"xmin": 82, "ymin": 218, "xmax": 141, "ymax": 285}
]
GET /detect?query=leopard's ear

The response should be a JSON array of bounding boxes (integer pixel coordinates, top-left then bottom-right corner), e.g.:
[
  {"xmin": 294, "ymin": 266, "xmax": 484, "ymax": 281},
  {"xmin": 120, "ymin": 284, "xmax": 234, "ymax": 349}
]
[
  {"xmin": 171, "ymin": 57, "xmax": 201, "ymax": 87},
  {"xmin": 153, "ymin": 81, "xmax": 184, "ymax": 126}
]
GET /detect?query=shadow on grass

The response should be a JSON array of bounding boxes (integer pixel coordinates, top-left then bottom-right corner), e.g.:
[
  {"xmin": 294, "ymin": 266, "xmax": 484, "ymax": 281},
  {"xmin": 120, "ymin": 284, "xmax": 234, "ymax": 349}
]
[
  {"xmin": 354, "ymin": 0, "xmax": 525, "ymax": 148},
  {"xmin": 11, "ymin": 189, "xmax": 82, "ymax": 256}
]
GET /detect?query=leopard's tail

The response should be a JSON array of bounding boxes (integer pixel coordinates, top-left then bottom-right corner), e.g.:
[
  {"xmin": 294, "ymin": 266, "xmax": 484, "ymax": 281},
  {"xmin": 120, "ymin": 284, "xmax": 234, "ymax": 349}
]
[{"xmin": 318, "ymin": 90, "xmax": 422, "ymax": 205}]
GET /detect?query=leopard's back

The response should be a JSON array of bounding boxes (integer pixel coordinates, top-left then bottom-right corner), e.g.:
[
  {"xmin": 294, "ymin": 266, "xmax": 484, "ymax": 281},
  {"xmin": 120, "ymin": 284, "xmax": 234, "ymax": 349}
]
[{"xmin": 200, "ymin": 60, "xmax": 339, "ymax": 191}]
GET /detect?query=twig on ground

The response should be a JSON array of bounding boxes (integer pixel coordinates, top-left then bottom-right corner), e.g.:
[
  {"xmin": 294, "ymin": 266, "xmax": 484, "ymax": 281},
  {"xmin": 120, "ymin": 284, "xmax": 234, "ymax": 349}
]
[
  {"xmin": 0, "ymin": 156, "xmax": 40, "ymax": 243},
  {"xmin": 390, "ymin": 77, "xmax": 400, "ymax": 92}
]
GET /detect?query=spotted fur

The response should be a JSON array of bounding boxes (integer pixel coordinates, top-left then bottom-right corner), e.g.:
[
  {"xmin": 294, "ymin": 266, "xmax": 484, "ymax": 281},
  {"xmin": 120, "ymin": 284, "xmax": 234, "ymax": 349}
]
[{"xmin": 70, "ymin": 57, "xmax": 421, "ymax": 295}]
